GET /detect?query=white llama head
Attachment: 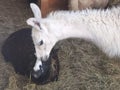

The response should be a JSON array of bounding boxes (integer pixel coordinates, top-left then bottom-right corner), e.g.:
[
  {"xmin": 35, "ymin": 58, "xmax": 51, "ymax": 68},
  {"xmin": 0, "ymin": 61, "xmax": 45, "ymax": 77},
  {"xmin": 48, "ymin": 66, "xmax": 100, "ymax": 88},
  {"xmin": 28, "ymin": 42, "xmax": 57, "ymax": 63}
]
[{"xmin": 26, "ymin": 3, "xmax": 57, "ymax": 78}]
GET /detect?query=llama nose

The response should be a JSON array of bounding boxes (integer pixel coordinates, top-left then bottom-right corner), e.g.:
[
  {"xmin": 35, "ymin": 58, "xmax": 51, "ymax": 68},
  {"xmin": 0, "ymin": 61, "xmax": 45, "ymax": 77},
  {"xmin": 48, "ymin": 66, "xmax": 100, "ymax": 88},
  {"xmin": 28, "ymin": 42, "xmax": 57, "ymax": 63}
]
[{"xmin": 31, "ymin": 65, "xmax": 44, "ymax": 78}]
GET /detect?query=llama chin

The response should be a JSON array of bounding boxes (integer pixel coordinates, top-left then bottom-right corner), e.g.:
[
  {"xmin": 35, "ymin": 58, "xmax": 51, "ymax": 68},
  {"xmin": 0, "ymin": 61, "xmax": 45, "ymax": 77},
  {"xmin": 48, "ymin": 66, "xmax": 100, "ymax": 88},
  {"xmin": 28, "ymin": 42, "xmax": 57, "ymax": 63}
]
[{"xmin": 2, "ymin": 28, "xmax": 59, "ymax": 84}]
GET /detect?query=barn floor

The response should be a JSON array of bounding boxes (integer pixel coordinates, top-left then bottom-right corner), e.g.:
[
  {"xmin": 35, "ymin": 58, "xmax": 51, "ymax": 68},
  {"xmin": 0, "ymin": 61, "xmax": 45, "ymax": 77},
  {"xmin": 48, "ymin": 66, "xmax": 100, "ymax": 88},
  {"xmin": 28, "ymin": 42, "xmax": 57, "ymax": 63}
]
[{"xmin": 1, "ymin": 0, "xmax": 120, "ymax": 90}]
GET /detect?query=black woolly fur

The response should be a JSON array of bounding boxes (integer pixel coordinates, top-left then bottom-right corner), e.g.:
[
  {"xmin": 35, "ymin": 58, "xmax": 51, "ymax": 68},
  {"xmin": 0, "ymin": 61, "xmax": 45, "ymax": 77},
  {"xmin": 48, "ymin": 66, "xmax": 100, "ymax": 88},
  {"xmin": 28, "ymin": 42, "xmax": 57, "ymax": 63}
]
[{"xmin": 1, "ymin": 28, "xmax": 59, "ymax": 84}]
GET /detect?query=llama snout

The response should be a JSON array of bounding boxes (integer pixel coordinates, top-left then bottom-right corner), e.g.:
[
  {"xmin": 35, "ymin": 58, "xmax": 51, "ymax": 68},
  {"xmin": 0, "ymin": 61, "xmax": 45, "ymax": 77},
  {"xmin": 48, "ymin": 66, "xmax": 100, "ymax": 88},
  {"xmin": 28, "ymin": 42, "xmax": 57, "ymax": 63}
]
[
  {"xmin": 32, "ymin": 59, "xmax": 51, "ymax": 79},
  {"xmin": 31, "ymin": 65, "xmax": 44, "ymax": 78}
]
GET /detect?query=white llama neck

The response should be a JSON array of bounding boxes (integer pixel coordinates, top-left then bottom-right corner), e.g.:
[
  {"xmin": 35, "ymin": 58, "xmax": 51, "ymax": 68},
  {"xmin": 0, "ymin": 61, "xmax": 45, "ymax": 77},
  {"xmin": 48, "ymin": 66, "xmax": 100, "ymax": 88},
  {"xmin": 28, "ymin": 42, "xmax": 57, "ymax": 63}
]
[
  {"xmin": 43, "ymin": 8, "xmax": 120, "ymax": 57},
  {"xmin": 44, "ymin": 11, "xmax": 93, "ymax": 42},
  {"xmin": 57, "ymin": 21, "xmax": 93, "ymax": 41}
]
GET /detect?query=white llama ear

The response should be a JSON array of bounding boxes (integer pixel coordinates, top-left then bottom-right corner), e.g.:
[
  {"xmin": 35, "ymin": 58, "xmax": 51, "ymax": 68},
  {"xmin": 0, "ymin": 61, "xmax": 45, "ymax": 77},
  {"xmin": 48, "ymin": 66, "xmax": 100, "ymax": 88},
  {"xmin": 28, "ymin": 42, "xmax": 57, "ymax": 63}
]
[
  {"xmin": 26, "ymin": 18, "xmax": 41, "ymax": 31},
  {"xmin": 30, "ymin": 3, "xmax": 42, "ymax": 19}
]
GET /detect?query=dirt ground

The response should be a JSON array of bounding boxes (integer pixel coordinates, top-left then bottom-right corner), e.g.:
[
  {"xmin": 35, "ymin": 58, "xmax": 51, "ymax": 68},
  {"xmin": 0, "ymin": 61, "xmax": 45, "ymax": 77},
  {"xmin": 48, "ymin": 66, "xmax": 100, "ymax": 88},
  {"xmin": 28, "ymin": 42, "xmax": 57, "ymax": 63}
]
[{"xmin": 1, "ymin": 0, "xmax": 120, "ymax": 90}]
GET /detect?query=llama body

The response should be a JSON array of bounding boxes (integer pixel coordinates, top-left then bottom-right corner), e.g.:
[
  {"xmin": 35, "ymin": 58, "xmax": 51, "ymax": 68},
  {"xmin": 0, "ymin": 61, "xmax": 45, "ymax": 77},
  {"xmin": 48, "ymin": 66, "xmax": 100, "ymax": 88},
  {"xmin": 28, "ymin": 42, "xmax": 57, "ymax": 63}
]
[
  {"xmin": 45, "ymin": 7, "xmax": 120, "ymax": 57},
  {"xmin": 33, "ymin": 7, "xmax": 120, "ymax": 57},
  {"xmin": 27, "ymin": 4, "xmax": 120, "ymax": 73},
  {"xmin": 69, "ymin": 0, "xmax": 109, "ymax": 10}
]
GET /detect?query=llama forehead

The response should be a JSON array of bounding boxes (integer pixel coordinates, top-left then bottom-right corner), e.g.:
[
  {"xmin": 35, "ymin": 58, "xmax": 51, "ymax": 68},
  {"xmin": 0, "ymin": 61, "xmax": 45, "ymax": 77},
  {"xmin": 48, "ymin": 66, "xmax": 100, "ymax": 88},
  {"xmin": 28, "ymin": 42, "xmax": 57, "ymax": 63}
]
[
  {"xmin": 32, "ymin": 29, "xmax": 51, "ymax": 46},
  {"xmin": 32, "ymin": 29, "xmax": 42, "ymax": 43},
  {"xmin": 32, "ymin": 26, "xmax": 53, "ymax": 40}
]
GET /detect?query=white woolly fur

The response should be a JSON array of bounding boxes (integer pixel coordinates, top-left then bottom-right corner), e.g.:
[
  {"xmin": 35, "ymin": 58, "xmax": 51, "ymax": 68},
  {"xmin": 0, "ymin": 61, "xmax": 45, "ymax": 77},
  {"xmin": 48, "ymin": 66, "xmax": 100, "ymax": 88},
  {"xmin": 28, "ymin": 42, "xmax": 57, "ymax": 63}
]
[
  {"xmin": 27, "ymin": 4, "xmax": 120, "ymax": 71},
  {"xmin": 44, "ymin": 7, "xmax": 120, "ymax": 57}
]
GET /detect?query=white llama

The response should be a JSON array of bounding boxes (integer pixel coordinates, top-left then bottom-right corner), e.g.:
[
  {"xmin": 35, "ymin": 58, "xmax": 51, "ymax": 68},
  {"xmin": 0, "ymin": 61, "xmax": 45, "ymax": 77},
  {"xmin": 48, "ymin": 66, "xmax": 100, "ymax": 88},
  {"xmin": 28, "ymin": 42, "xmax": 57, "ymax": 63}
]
[{"xmin": 27, "ymin": 3, "xmax": 120, "ymax": 78}]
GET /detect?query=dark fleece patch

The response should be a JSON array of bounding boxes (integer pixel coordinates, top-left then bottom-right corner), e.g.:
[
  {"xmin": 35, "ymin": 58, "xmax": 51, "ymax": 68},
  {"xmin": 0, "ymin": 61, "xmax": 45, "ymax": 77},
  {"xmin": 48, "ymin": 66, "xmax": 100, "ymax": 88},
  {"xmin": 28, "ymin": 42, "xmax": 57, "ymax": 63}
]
[{"xmin": 1, "ymin": 28, "xmax": 59, "ymax": 84}]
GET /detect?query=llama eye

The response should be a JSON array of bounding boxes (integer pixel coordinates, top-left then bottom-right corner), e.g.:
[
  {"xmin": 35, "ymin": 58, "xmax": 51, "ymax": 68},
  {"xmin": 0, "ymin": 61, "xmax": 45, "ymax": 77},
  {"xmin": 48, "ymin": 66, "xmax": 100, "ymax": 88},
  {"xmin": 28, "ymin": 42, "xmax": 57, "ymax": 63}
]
[{"xmin": 39, "ymin": 40, "xmax": 43, "ymax": 45}]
